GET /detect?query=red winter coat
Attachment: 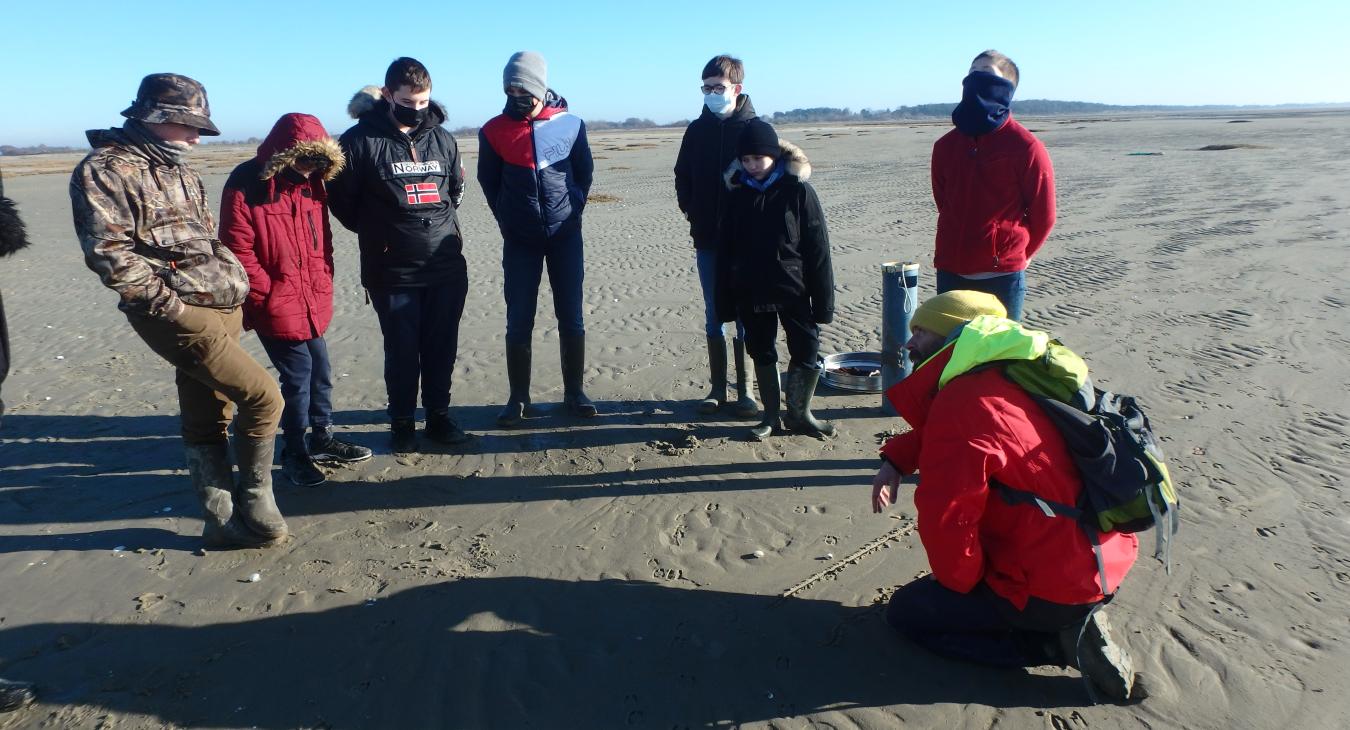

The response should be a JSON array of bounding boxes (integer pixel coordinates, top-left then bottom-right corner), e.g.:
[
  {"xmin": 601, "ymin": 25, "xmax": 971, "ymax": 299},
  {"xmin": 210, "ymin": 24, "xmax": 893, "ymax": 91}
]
[
  {"xmin": 930, "ymin": 116, "xmax": 1055, "ymax": 275},
  {"xmin": 881, "ymin": 345, "xmax": 1137, "ymax": 609},
  {"xmin": 220, "ymin": 114, "xmax": 344, "ymax": 341}
]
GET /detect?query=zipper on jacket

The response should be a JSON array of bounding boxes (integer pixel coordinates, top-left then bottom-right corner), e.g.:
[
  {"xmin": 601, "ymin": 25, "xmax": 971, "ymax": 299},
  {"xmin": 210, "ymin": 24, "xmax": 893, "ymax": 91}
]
[
  {"xmin": 528, "ymin": 117, "xmax": 548, "ymax": 238},
  {"xmin": 308, "ymin": 210, "xmax": 320, "ymax": 251}
]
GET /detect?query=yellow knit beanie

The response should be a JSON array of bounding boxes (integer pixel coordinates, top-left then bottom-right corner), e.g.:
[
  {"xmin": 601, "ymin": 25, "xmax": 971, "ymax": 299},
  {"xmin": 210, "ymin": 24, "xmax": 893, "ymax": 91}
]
[{"xmin": 910, "ymin": 290, "xmax": 1008, "ymax": 337}]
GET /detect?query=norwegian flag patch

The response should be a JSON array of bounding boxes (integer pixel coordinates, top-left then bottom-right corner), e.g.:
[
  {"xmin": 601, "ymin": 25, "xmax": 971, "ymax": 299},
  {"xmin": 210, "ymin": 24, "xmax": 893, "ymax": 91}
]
[{"xmin": 404, "ymin": 182, "xmax": 441, "ymax": 205}]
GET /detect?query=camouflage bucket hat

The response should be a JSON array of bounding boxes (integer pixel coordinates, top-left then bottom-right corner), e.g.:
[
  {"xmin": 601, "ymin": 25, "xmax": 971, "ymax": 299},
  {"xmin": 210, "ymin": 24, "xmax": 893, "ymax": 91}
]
[{"xmin": 121, "ymin": 73, "xmax": 221, "ymax": 136}]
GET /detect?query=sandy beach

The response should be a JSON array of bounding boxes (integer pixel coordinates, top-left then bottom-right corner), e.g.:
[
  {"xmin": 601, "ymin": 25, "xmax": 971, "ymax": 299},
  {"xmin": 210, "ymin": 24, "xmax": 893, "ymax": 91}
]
[{"xmin": 2, "ymin": 110, "xmax": 1349, "ymax": 729}]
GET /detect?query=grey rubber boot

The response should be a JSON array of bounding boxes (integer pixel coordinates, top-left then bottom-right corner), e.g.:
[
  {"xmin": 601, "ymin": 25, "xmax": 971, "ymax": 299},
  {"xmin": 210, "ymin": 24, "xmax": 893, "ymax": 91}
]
[
  {"xmin": 731, "ymin": 337, "xmax": 760, "ymax": 418},
  {"xmin": 497, "ymin": 342, "xmax": 532, "ymax": 427},
  {"xmin": 185, "ymin": 442, "xmax": 277, "ymax": 549},
  {"xmin": 1058, "ymin": 609, "xmax": 1142, "ymax": 702},
  {"xmin": 698, "ymin": 336, "xmax": 728, "ymax": 414},
  {"xmin": 782, "ymin": 365, "xmax": 836, "ymax": 438},
  {"xmin": 232, "ymin": 436, "xmax": 289, "ymax": 540},
  {"xmin": 560, "ymin": 333, "xmax": 597, "ymax": 417},
  {"xmin": 748, "ymin": 364, "xmax": 781, "ymax": 441}
]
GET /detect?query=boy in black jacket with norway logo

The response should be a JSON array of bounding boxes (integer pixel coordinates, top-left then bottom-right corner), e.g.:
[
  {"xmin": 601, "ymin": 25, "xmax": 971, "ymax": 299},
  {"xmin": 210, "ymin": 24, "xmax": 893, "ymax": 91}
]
[
  {"xmin": 715, "ymin": 120, "xmax": 835, "ymax": 441},
  {"xmin": 329, "ymin": 57, "xmax": 472, "ymax": 455}
]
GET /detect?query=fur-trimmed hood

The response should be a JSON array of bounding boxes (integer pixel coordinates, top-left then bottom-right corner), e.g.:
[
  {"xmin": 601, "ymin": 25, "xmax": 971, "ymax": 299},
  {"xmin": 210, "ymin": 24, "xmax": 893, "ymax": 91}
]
[
  {"xmin": 348, "ymin": 85, "xmax": 383, "ymax": 119},
  {"xmin": 0, "ymin": 169, "xmax": 30, "ymax": 258},
  {"xmin": 723, "ymin": 138, "xmax": 811, "ymax": 190},
  {"xmin": 346, "ymin": 85, "xmax": 448, "ymax": 133},
  {"xmin": 256, "ymin": 113, "xmax": 344, "ymax": 182}
]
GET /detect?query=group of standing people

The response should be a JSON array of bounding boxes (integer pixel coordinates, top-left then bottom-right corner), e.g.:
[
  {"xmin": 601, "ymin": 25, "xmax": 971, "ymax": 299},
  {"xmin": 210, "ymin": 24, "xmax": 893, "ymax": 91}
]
[
  {"xmin": 0, "ymin": 46, "xmax": 1143, "ymax": 710},
  {"xmin": 62, "ymin": 53, "xmax": 600, "ymax": 547}
]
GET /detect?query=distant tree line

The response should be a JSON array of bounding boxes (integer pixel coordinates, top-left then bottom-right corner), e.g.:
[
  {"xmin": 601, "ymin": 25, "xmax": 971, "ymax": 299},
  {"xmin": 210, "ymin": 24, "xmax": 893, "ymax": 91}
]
[
  {"xmin": 764, "ymin": 99, "xmax": 1299, "ymax": 124},
  {"xmin": 1, "ymin": 144, "xmax": 83, "ymax": 156}
]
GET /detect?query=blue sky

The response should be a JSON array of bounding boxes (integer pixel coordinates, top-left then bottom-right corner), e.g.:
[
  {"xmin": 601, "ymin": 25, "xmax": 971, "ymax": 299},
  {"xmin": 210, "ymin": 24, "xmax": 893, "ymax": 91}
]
[{"xmin": 1, "ymin": 0, "xmax": 1344, "ymax": 146}]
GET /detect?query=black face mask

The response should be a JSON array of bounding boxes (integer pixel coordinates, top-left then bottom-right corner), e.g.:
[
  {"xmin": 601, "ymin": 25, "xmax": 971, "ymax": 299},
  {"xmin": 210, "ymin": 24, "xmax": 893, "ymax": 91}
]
[
  {"xmin": 391, "ymin": 101, "xmax": 428, "ymax": 128},
  {"xmin": 281, "ymin": 167, "xmax": 310, "ymax": 185},
  {"xmin": 506, "ymin": 94, "xmax": 537, "ymax": 118}
]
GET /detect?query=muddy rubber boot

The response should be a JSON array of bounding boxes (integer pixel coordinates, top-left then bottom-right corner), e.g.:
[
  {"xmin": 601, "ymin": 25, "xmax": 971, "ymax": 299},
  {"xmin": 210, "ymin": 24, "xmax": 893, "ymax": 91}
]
[
  {"xmin": 783, "ymin": 365, "xmax": 836, "ymax": 438},
  {"xmin": 0, "ymin": 678, "xmax": 36, "ymax": 712},
  {"xmin": 1059, "ymin": 609, "xmax": 1141, "ymax": 703},
  {"xmin": 497, "ymin": 343, "xmax": 533, "ymax": 427},
  {"xmin": 560, "ymin": 333, "xmax": 598, "ymax": 417},
  {"xmin": 731, "ymin": 338, "xmax": 761, "ymax": 418},
  {"xmin": 233, "ymin": 436, "xmax": 289, "ymax": 541},
  {"xmin": 698, "ymin": 336, "xmax": 728, "ymax": 414},
  {"xmin": 185, "ymin": 442, "xmax": 277, "ymax": 549},
  {"xmin": 748, "ymin": 364, "xmax": 781, "ymax": 441}
]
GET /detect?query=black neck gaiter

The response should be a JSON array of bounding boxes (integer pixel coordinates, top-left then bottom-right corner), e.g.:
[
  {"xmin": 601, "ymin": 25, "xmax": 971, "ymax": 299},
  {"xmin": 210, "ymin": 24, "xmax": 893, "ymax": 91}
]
[{"xmin": 951, "ymin": 71, "xmax": 1014, "ymax": 137}]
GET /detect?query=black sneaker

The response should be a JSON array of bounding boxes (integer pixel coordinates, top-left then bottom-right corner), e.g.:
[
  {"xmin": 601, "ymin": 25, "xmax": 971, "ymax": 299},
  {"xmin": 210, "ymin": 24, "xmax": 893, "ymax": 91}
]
[
  {"xmin": 0, "ymin": 678, "xmax": 36, "ymax": 712},
  {"xmin": 391, "ymin": 418, "xmax": 418, "ymax": 455},
  {"xmin": 308, "ymin": 433, "xmax": 373, "ymax": 463},
  {"xmin": 425, "ymin": 411, "xmax": 473, "ymax": 445},
  {"xmin": 280, "ymin": 449, "xmax": 326, "ymax": 487}
]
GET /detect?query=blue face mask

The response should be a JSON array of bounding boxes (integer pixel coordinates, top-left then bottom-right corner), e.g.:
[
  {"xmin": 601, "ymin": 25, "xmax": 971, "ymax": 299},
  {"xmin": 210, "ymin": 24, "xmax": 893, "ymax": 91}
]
[
  {"xmin": 951, "ymin": 71, "xmax": 1015, "ymax": 136},
  {"xmin": 704, "ymin": 90, "xmax": 735, "ymax": 115}
]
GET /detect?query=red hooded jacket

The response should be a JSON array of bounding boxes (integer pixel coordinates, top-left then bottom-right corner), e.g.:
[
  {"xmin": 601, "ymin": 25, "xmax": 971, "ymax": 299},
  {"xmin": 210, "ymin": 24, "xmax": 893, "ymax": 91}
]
[
  {"xmin": 931, "ymin": 116, "xmax": 1055, "ymax": 275},
  {"xmin": 220, "ymin": 114, "xmax": 342, "ymax": 341},
  {"xmin": 881, "ymin": 345, "xmax": 1137, "ymax": 609}
]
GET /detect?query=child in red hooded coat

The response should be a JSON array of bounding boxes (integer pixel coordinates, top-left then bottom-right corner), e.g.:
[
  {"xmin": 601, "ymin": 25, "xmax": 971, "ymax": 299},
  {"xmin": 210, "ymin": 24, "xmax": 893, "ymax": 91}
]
[{"xmin": 220, "ymin": 113, "xmax": 372, "ymax": 486}]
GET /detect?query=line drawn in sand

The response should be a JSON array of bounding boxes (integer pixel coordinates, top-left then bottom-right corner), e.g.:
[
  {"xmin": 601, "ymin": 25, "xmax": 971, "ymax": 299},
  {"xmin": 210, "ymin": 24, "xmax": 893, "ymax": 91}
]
[{"xmin": 776, "ymin": 519, "xmax": 916, "ymax": 603}]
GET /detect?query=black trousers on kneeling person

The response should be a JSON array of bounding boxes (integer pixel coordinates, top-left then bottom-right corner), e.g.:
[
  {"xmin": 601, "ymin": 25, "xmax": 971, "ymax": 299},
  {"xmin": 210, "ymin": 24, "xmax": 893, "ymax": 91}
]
[{"xmin": 887, "ymin": 575, "xmax": 1095, "ymax": 668}]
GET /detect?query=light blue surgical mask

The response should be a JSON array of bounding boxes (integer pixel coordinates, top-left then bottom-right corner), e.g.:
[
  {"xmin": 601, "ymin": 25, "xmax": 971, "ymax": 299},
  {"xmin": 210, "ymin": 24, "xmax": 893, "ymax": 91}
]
[{"xmin": 704, "ymin": 90, "xmax": 735, "ymax": 115}]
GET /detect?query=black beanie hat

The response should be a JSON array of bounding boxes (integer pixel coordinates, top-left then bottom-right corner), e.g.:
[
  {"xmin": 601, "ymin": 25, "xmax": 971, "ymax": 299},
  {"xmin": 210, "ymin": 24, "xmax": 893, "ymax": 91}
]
[{"xmin": 737, "ymin": 119, "xmax": 780, "ymax": 158}]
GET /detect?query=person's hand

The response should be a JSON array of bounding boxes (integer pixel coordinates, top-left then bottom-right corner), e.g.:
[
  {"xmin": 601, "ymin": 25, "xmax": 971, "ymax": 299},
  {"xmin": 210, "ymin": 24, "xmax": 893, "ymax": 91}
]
[{"xmin": 872, "ymin": 460, "xmax": 903, "ymax": 513}]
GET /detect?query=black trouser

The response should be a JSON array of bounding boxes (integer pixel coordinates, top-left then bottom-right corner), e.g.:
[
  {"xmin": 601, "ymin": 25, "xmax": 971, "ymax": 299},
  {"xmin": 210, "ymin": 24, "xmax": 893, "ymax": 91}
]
[
  {"xmin": 739, "ymin": 299, "xmax": 819, "ymax": 370},
  {"xmin": 886, "ymin": 575, "xmax": 1096, "ymax": 668},
  {"xmin": 367, "ymin": 274, "xmax": 468, "ymax": 421}
]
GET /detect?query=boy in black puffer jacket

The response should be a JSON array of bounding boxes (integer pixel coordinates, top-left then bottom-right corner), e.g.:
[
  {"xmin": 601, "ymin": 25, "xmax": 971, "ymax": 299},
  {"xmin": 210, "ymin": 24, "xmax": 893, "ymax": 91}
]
[
  {"xmin": 716, "ymin": 120, "xmax": 835, "ymax": 441},
  {"xmin": 329, "ymin": 57, "xmax": 472, "ymax": 454}
]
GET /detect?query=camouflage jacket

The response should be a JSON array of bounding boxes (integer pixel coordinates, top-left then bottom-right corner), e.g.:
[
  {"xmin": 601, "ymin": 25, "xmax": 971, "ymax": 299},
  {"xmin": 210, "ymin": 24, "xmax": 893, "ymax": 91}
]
[{"xmin": 70, "ymin": 125, "xmax": 248, "ymax": 320}]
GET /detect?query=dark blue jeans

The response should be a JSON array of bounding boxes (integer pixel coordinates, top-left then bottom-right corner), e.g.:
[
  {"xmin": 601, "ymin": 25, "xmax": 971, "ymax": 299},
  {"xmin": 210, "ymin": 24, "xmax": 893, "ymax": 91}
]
[
  {"xmin": 695, "ymin": 248, "xmax": 746, "ymax": 341},
  {"xmin": 503, "ymin": 229, "xmax": 585, "ymax": 345},
  {"xmin": 935, "ymin": 270, "xmax": 1026, "ymax": 322},
  {"xmin": 368, "ymin": 276, "xmax": 468, "ymax": 421},
  {"xmin": 258, "ymin": 335, "xmax": 334, "ymax": 438},
  {"xmin": 886, "ymin": 575, "xmax": 1093, "ymax": 668}
]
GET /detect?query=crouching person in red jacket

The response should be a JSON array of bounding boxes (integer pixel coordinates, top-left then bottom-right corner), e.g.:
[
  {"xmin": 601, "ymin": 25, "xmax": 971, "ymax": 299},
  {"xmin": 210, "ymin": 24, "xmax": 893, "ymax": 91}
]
[
  {"xmin": 872, "ymin": 291, "xmax": 1145, "ymax": 702},
  {"xmin": 221, "ymin": 114, "xmax": 373, "ymax": 487}
]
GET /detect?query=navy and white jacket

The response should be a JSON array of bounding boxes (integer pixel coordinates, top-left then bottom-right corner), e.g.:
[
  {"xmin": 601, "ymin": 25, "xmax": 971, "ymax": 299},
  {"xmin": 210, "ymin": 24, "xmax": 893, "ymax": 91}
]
[{"xmin": 478, "ymin": 91, "xmax": 594, "ymax": 243}]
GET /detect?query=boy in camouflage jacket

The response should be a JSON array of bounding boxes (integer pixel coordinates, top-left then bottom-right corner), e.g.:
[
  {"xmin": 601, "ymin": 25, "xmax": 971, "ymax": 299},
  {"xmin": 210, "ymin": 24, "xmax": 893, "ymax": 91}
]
[{"xmin": 70, "ymin": 73, "xmax": 288, "ymax": 549}]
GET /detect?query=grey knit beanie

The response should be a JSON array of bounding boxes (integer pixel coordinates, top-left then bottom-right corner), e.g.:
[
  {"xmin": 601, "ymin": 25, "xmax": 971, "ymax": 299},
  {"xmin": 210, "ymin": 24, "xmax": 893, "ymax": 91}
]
[{"xmin": 504, "ymin": 51, "xmax": 548, "ymax": 100}]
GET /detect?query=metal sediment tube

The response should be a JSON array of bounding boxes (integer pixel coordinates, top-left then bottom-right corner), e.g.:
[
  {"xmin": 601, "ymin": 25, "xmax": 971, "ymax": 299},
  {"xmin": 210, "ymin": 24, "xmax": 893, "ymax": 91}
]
[{"xmin": 880, "ymin": 262, "xmax": 919, "ymax": 414}]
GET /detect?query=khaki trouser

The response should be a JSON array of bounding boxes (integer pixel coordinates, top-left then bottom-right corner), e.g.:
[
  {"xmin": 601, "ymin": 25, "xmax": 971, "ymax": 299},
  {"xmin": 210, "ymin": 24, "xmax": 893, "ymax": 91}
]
[{"xmin": 128, "ymin": 305, "xmax": 282, "ymax": 445}]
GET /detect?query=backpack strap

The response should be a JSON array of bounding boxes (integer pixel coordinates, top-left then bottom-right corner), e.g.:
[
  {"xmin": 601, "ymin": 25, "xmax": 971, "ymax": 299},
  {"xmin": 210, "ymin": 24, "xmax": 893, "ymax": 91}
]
[{"xmin": 992, "ymin": 479, "xmax": 1114, "ymax": 597}]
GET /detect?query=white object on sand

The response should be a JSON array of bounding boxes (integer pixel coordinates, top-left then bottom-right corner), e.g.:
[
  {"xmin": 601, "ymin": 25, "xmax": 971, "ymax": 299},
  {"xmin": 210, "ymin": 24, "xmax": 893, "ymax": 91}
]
[
  {"xmin": 752, "ymin": 549, "xmax": 765, "ymax": 559},
  {"xmin": 248, "ymin": 573, "xmax": 261, "ymax": 583}
]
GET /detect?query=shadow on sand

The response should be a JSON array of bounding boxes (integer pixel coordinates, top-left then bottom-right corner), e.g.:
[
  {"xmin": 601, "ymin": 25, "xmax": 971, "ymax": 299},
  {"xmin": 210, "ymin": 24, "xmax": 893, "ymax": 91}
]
[{"xmin": 0, "ymin": 576, "xmax": 1087, "ymax": 728}]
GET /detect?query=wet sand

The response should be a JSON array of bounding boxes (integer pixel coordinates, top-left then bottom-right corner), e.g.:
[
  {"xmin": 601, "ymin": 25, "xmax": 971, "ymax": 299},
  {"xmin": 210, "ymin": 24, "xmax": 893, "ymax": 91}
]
[{"xmin": 2, "ymin": 111, "xmax": 1349, "ymax": 728}]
